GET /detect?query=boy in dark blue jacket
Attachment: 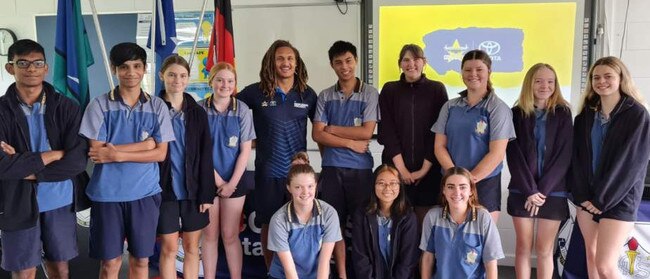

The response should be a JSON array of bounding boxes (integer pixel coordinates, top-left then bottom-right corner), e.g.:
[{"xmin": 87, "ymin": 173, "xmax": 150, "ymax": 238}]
[{"xmin": 0, "ymin": 39, "xmax": 88, "ymax": 279}]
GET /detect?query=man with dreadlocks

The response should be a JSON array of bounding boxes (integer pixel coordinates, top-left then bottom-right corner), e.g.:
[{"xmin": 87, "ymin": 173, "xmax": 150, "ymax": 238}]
[{"xmin": 237, "ymin": 40, "xmax": 318, "ymax": 270}]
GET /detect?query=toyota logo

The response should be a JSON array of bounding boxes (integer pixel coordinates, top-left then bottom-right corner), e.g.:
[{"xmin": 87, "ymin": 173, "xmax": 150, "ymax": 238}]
[{"xmin": 478, "ymin": 41, "xmax": 501, "ymax": 55}]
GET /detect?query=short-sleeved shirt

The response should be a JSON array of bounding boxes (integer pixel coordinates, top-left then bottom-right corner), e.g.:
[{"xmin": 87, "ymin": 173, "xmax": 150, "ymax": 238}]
[
  {"xmin": 169, "ymin": 108, "xmax": 188, "ymax": 200},
  {"xmin": 199, "ymin": 96, "xmax": 256, "ymax": 181},
  {"xmin": 314, "ymin": 79, "xmax": 378, "ymax": 169},
  {"xmin": 79, "ymin": 87, "xmax": 175, "ymax": 202},
  {"xmin": 268, "ymin": 199, "xmax": 342, "ymax": 279},
  {"xmin": 237, "ymin": 83, "xmax": 317, "ymax": 178},
  {"xmin": 419, "ymin": 206, "xmax": 504, "ymax": 279},
  {"xmin": 431, "ymin": 91, "xmax": 515, "ymax": 178},
  {"xmin": 19, "ymin": 94, "xmax": 73, "ymax": 212}
]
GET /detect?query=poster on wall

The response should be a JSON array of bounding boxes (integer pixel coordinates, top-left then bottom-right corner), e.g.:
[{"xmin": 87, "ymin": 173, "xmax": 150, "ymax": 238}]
[{"xmin": 137, "ymin": 11, "xmax": 214, "ymax": 99}]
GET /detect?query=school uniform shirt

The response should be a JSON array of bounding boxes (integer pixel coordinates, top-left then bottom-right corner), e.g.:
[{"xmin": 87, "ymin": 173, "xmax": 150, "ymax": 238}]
[
  {"xmin": 432, "ymin": 91, "xmax": 515, "ymax": 178},
  {"xmin": 237, "ymin": 82, "xmax": 317, "ymax": 178},
  {"xmin": 199, "ymin": 96, "xmax": 256, "ymax": 182},
  {"xmin": 420, "ymin": 206, "xmax": 504, "ymax": 279},
  {"xmin": 268, "ymin": 199, "xmax": 342, "ymax": 279},
  {"xmin": 506, "ymin": 106, "xmax": 572, "ymax": 197},
  {"xmin": 314, "ymin": 78, "xmax": 378, "ymax": 169},
  {"xmin": 79, "ymin": 87, "xmax": 175, "ymax": 202},
  {"xmin": 571, "ymin": 96, "xmax": 650, "ymax": 221},
  {"xmin": 0, "ymin": 82, "xmax": 88, "ymax": 231}
]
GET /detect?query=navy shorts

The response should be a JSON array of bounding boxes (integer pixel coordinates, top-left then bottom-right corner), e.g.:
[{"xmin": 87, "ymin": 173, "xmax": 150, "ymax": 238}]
[
  {"xmin": 476, "ymin": 174, "xmax": 502, "ymax": 212},
  {"xmin": 89, "ymin": 194, "xmax": 161, "ymax": 260},
  {"xmin": 405, "ymin": 169, "xmax": 443, "ymax": 207},
  {"xmin": 157, "ymin": 200, "xmax": 209, "ymax": 234},
  {"xmin": 253, "ymin": 175, "xmax": 289, "ymax": 226},
  {"xmin": 1, "ymin": 205, "xmax": 78, "ymax": 271},
  {"xmin": 318, "ymin": 166, "xmax": 373, "ymax": 226},
  {"xmin": 507, "ymin": 192, "xmax": 569, "ymax": 221}
]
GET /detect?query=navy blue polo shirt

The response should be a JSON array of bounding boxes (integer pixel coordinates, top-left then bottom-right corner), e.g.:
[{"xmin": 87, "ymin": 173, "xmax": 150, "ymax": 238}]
[
  {"xmin": 591, "ymin": 112, "xmax": 610, "ymax": 174},
  {"xmin": 199, "ymin": 96, "xmax": 256, "ymax": 181},
  {"xmin": 314, "ymin": 79, "xmax": 378, "ymax": 169},
  {"xmin": 18, "ymin": 93, "xmax": 73, "ymax": 212},
  {"xmin": 237, "ymin": 82, "xmax": 317, "ymax": 178},
  {"xmin": 79, "ymin": 87, "xmax": 175, "ymax": 202}
]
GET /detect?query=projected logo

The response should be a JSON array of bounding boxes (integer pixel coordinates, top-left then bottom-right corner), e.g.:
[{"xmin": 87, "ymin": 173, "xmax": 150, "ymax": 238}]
[{"xmin": 423, "ymin": 27, "xmax": 524, "ymax": 74}]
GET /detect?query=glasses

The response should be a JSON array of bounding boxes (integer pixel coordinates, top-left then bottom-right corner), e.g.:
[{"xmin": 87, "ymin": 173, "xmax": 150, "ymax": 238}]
[
  {"xmin": 375, "ymin": 181, "xmax": 400, "ymax": 189},
  {"xmin": 9, "ymin": 60, "xmax": 47, "ymax": 69}
]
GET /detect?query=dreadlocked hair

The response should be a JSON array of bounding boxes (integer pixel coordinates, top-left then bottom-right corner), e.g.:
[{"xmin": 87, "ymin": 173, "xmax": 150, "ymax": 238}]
[{"xmin": 259, "ymin": 40, "xmax": 309, "ymax": 98}]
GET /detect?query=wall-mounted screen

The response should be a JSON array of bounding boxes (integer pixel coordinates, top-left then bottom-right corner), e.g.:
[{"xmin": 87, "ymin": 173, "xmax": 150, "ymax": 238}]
[{"xmin": 371, "ymin": 0, "xmax": 588, "ymax": 106}]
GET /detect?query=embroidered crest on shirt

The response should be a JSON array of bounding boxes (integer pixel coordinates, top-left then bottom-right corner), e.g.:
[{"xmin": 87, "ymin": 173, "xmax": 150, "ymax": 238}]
[
  {"xmin": 261, "ymin": 101, "xmax": 268, "ymax": 107},
  {"xmin": 354, "ymin": 117, "xmax": 362, "ymax": 127},
  {"xmin": 465, "ymin": 248, "xmax": 478, "ymax": 264},
  {"xmin": 141, "ymin": 131, "xmax": 150, "ymax": 141},
  {"xmin": 475, "ymin": 119, "xmax": 487, "ymax": 136},
  {"xmin": 228, "ymin": 136, "xmax": 239, "ymax": 147}
]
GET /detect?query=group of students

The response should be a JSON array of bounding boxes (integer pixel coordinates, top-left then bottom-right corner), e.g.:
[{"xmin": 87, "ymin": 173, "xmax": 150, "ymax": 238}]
[{"xmin": 0, "ymin": 35, "xmax": 649, "ymax": 279}]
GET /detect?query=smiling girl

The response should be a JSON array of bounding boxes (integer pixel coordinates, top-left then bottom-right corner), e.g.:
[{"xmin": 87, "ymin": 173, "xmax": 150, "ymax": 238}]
[
  {"xmin": 420, "ymin": 167, "xmax": 504, "ymax": 279},
  {"xmin": 432, "ymin": 50, "xmax": 515, "ymax": 223},
  {"xmin": 571, "ymin": 56, "xmax": 650, "ymax": 279},
  {"xmin": 506, "ymin": 63, "xmax": 572, "ymax": 279},
  {"xmin": 351, "ymin": 164, "xmax": 419, "ymax": 278},
  {"xmin": 267, "ymin": 162, "xmax": 342, "ymax": 279}
]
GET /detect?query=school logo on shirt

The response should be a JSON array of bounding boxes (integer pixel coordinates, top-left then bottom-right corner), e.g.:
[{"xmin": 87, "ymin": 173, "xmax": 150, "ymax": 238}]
[
  {"xmin": 354, "ymin": 117, "xmax": 362, "ymax": 127},
  {"xmin": 229, "ymin": 136, "xmax": 239, "ymax": 147},
  {"xmin": 141, "ymin": 131, "xmax": 150, "ymax": 141},
  {"xmin": 465, "ymin": 249, "xmax": 478, "ymax": 264},
  {"xmin": 475, "ymin": 119, "xmax": 488, "ymax": 136}
]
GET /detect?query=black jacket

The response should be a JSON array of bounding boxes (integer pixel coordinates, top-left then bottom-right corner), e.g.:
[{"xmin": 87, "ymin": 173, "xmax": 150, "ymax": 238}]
[
  {"xmin": 571, "ymin": 96, "xmax": 650, "ymax": 219},
  {"xmin": 378, "ymin": 74, "xmax": 448, "ymax": 172},
  {"xmin": 507, "ymin": 105, "xmax": 573, "ymax": 197},
  {"xmin": 0, "ymin": 82, "xmax": 89, "ymax": 231},
  {"xmin": 351, "ymin": 208, "xmax": 419, "ymax": 279},
  {"xmin": 159, "ymin": 92, "xmax": 215, "ymax": 204}
]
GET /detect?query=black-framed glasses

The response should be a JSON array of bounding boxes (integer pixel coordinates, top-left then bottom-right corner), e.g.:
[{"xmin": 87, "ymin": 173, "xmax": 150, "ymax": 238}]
[{"xmin": 8, "ymin": 60, "xmax": 46, "ymax": 69}]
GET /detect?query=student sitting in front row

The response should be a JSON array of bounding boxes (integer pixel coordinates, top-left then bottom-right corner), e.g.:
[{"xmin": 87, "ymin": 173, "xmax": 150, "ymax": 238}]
[
  {"xmin": 420, "ymin": 167, "xmax": 504, "ymax": 279},
  {"xmin": 267, "ymin": 162, "xmax": 342, "ymax": 279}
]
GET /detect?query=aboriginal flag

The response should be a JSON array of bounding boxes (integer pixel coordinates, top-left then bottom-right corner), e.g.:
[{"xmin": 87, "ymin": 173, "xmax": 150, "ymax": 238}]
[{"xmin": 206, "ymin": 0, "xmax": 235, "ymax": 71}]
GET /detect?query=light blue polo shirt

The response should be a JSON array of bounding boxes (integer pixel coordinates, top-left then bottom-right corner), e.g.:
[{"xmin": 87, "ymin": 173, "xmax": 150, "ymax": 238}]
[
  {"xmin": 199, "ymin": 96, "xmax": 256, "ymax": 181},
  {"xmin": 79, "ymin": 87, "xmax": 175, "ymax": 202},
  {"xmin": 169, "ymin": 108, "xmax": 188, "ymax": 200},
  {"xmin": 19, "ymin": 94, "xmax": 73, "ymax": 212},
  {"xmin": 314, "ymin": 79, "xmax": 379, "ymax": 169},
  {"xmin": 420, "ymin": 206, "xmax": 504, "ymax": 279},
  {"xmin": 431, "ymin": 91, "xmax": 515, "ymax": 178},
  {"xmin": 268, "ymin": 199, "xmax": 342, "ymax": 279}
]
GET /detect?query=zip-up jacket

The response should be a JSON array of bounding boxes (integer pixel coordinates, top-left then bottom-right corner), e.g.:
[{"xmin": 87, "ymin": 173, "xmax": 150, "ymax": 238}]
[
  {"xmin": 159, "ymin": 92, "xmax": 215, "ymax": 204},
  {"xmin": 0, "ymin": 82, "xmax": 89, "ymax": 231},
  {"xmin": 351, "ymin": 207, "xmax": 419, "ymax": 279},
  {"xmin": 507, "ymin": 105, "xmax": 573, "ymax": 197},
  {"xmin": 571, "ymin": 96, "xmax": 650, "ymax": 218},
  {"xmin": 378, "ymin": 74, "xmax": 448, "ymax": 171}
]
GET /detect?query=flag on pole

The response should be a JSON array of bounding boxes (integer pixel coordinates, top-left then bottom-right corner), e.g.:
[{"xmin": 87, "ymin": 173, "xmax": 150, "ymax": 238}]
[
  {"xmin": 147, "ymin": 0, "xmax": 177, "ymax": 96},
  {"xmin": 206, "ymin": 0, "xmax": 235, "ymax": 71},
  {"xmin": 53, "ymin": 0, "xmax": 94, "ymax": 109}
]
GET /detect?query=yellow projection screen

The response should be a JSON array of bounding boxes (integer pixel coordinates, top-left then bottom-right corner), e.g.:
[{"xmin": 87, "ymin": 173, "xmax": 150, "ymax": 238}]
[{"xmin": 371, "ymin": 0, "xmax": 589, "ymax": 106}]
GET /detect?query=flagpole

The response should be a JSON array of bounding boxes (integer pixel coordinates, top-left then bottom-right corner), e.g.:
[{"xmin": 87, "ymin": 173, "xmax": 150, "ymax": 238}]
[
  {"xmin": 150, "ymin": 0, "xmax": 158, "ymax": 95},
  {"xmin": 88, "ymin": 0, "xmax": 114, "ymax": 89},
  {"xmin": 188, "ymin": 0, "xmax": 210, "ymax": 71}
]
